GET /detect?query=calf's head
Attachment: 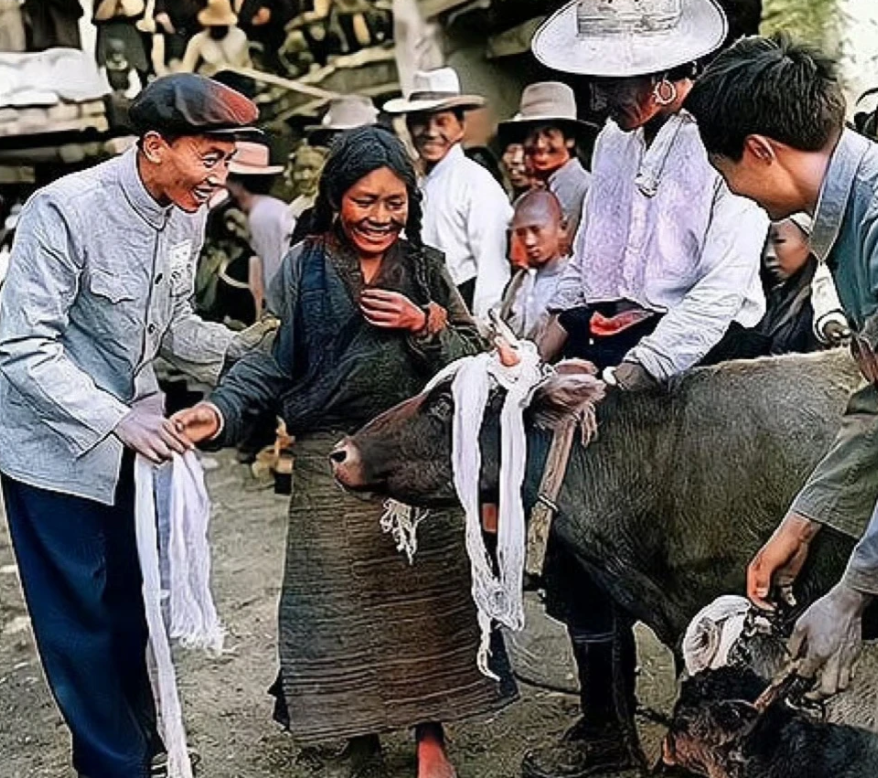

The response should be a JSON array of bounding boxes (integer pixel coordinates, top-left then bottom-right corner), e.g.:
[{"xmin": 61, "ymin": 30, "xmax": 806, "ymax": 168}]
[
  {"xmin": 330, "ymin": 360, "xmax": 604, "ymax": 506},
  {"xmin": 663, "ymin": 667, "xmax": 768, "ymax": 778}
]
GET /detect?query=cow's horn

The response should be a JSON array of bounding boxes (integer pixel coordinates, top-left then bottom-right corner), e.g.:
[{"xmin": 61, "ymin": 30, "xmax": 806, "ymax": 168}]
[
  {"xmin": 496, "ymin": 337, "xmax": 521, "ymax": 367},
  {"xmin": 488, "ymin": 309, "xmax": 521, "ymax": 347}
]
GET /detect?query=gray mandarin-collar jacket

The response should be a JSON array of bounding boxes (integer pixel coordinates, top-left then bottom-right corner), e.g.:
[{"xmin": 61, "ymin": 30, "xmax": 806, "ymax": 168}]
[{"xmin": 0, "ymin": 148, "xmax": 234, "ymax": 504}]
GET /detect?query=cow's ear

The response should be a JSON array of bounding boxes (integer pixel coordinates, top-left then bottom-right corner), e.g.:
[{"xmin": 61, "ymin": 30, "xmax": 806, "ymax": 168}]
[{"xmin": 530, "ymin": 372, "xmax": 606, "ymax": 431}]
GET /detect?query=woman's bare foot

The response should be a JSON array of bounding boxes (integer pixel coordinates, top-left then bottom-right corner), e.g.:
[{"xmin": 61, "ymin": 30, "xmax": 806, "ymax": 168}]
[{"xmin": 415, "ymin": 723, "xmax": 457, "ymax": 778}]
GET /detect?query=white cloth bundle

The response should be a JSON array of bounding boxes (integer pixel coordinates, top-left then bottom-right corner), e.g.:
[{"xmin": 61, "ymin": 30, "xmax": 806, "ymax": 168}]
[
  {"xmin": 135, "ymin": 451, "xmax": 224, "ymax": 778},
  {"xmin": 423, "ymin": 342, "xmax": 547, "ymax": 677}
]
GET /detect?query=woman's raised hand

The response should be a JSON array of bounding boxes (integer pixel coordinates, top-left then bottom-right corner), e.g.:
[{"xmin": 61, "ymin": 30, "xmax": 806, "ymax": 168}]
[
  {"xmin": 360, "ymin": 289, "xmax": 427, "ymax": 333},
  {"xmin": 170, "ymin": 403, "xmax": 223, "ymax": 445}
]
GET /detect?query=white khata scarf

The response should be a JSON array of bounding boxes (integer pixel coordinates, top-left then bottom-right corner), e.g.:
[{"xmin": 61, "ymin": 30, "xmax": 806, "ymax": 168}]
[
  {"xmin": 135, "ymin": 451, "xmax": 224, "ymax": 778},
  {"xmin": 414, "ymin": 340, "xmax": 548, "ymax": 677}
]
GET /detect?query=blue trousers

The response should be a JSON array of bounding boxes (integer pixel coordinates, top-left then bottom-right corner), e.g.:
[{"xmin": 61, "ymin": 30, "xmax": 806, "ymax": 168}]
[{"xmin": 2, "ymin": 458, "xmax": 159, "ymax": 778}]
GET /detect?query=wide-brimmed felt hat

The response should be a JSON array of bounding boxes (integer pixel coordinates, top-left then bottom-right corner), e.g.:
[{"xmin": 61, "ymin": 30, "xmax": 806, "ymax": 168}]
[
  {"xmin": 305, "ymin": 95, "xmax": 378, "ymax": 140},
  {"xmin": 498, "ymin": 82, "xmax": 598, "ymax": 143},
  {"xmin": 228, "ymin": 141, "xmax": 284, "ymax": 175},
  {"xmin": 383, "ymin": 68, "xmax": 486, "ymax": 115},
  {"xmin": 532, "ymin": 0, "xmax": 727, "ymax": 78},
  {"xmin": 198, "ymin": 0, "xmax": 238, "ymax": 27}
]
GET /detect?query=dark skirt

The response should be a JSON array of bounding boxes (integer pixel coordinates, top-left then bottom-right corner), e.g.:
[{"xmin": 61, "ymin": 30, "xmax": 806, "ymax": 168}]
[{"xmin": 272, "ymin": 434, "xmax": 517, "ymax": 744}]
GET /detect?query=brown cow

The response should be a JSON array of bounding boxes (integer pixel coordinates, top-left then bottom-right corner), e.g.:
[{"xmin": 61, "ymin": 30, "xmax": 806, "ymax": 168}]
[{"xmin": 331, "ymin": 349, "xmax": 873, "ymax": 649}]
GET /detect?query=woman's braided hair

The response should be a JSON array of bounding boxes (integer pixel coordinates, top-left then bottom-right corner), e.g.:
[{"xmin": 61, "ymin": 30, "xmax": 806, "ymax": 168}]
[{"xmin": 311, "ymin": 125, "xmax": 433, "ymax": 303}]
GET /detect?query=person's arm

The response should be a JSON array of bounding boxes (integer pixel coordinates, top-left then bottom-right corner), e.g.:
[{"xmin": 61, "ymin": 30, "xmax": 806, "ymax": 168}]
[
  {"xmin": 178, "ymin": 33, "xmax": 202, "ymax": 73},
  {"xmin": 405, "ymin": 251, "xmax": 485, "ymax": 367},
  {"xmin": 845, "ymin": 502, "xmax": 878, "ymax": 594},
  {"xmin": 811, "ymin": 260, "xmax": 850, "ymax": 344},
  {"xmin": 198, "ymin": 251, "xmax": 302, "ymax": 447},
  {"xmin": 0, "ymin": 194, "xmax": 133, "ymax": 456},
  {"xmin": 248, "ymin": 254, "xmax": 265, "ymax": 316},
  {"xmin": 150, "ymin": 31, "xmax": 168, "ymax": 76},
  {"xmin": 625, "ymin": 184, "xmax": 768, "ymax": 381},
  {"xmin": 153, "ymin": 0, "xmax": 174, "ymax": 31},
  {"xmin": 467, "ymin": 174, "xmax": 512, "ymax": 318},
  {"xmin": 158, "ymin": 224, "xmax": 237, "ymax": 385}
]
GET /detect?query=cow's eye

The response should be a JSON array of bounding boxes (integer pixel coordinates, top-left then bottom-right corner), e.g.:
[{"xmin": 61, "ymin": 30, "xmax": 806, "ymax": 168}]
[{"xmin": 427, "ymin": 394, "xmax": 454, "ymax": 421}]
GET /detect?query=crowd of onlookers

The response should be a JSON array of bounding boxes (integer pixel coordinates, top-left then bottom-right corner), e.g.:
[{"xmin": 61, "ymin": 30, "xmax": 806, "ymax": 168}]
[{"xmin": 0, "ymin": 1, "xmax": 392, "ymax": 84}]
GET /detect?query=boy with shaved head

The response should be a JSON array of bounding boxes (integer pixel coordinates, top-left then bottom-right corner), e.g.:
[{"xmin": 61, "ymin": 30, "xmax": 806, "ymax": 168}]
[{"xmin": 500, "ymin": 189, "xmax": 569, "ymax": 341}]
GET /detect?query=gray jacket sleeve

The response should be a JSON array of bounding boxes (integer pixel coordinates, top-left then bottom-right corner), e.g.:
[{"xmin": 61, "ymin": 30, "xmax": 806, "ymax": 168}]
[
  {"xmin": 0, "ymin": 194, "xmax": 130, "ymax": 456},
  {"xmin": 159, "ymin": 292, "xmax": 236, "ymax": 386},
  {"xmin": 845, "ymin": 506, "xmax": 878, "ymax": 595}
]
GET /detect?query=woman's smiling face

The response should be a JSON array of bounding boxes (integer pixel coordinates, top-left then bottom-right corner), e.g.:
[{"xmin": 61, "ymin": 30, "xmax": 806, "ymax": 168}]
[{"xmin": 338, "ymin": 166, "xmax": 409, "ymax": 258}]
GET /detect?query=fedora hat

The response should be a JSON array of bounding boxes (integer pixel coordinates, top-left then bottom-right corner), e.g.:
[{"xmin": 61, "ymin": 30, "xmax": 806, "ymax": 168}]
[
  {"xmin": 198, "ymin": 0, "xmax": 238, "ymax": 27},
  {"xmin": 383, "ymin": 67, "xmax": 486, "ymax": 115},
  {"xmin": 305, "ymin": 95, "xmax": 379, "ymax": 138},
  {"xmin": 228, "ymin": 141, "xmax": 284, "ymax": 176},
  {"xmin": 498, "ymin": 82, "xmax": 598, "ymax": 142},
  {"xmin": 532, "ymin": 0, "xmax": 727, "ymax": 78}
]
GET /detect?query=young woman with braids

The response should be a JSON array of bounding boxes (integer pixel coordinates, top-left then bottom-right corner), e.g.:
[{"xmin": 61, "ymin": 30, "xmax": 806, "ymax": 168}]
[{"xmin": 173, "ymin": 126, "xmax": 515, "ymax": 778}]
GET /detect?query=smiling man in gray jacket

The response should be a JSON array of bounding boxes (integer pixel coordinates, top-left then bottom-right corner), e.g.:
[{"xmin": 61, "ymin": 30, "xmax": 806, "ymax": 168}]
[{"xmin": 0, "ymin": 74, "xmax": 260, "ymax": 778}]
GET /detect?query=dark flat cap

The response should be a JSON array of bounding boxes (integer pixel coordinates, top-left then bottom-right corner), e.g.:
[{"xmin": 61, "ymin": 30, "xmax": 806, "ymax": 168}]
[{"xmin": 129, "ymin": 73, "xmax": 260, "ymax": 139}]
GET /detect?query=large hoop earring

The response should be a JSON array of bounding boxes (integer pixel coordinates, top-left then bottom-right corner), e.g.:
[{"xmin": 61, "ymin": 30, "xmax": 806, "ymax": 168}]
[{"xmin": 653, "ymin": 77, "xmax": 678, "ymax": 107}]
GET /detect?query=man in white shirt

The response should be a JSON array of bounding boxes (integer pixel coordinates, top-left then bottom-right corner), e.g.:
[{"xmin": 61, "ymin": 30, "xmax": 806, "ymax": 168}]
[
  {"xmin": 385, "ymin": 67, "xmax": 512, "ymax": 318},
  {"xmin": 522, "ymin": 2, "xmax": 768, "ymax": 777},
  {"xmin": 224, "ymin": 141, "xmax": 293, "ymax": 315}
]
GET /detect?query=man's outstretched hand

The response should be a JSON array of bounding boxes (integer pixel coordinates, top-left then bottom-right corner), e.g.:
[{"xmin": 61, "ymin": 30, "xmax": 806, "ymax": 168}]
[
  {"xmin": 747, "ymin": 512, "xmax": 822, "ymax": 610},
  {"xmin": 114, "ymin": 406, "xmax": 193, "ymax": 465},
  {"xmin": 170, "ymin": 403, "xmax": 223, "ymax": 446}
]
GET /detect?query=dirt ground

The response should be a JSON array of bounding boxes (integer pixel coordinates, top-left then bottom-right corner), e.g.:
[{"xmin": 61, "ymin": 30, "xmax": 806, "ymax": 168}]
[{"xmin": 0, "ymin": 449, "xmax": 677, "ymax": 778}]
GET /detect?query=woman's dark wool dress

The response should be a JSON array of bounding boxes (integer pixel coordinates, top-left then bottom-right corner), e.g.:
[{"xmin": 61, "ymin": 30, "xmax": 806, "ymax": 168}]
[{"xmin": 211, "ymin": 233, "xmax": 517, "ymax": 743}]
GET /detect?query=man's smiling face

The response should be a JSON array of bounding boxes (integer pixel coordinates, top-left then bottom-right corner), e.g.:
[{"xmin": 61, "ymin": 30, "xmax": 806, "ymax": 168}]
[
  {"xmin": 406, "ymin": 110, "xmax": 465, "ymax": 166},
  {"xmin": 149, "ymin": 134, "xmax": 238, "ymax": 212}
]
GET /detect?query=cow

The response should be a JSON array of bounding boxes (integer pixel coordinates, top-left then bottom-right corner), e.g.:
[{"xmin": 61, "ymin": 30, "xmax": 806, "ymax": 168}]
[{"xmin": 330, "ymin": 349, "xmax": 875, "ymax": 652}]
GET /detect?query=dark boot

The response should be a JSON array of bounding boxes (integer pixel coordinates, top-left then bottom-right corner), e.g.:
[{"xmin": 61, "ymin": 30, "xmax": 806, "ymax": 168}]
[{"xmin": 521, "ymin": 624, "xmax": 644, "ymax": 778}]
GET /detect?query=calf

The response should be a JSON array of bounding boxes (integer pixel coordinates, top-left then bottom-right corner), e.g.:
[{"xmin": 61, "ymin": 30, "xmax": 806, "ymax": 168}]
[{"xmin": 664, "ymin": 667, "xmax": 878, "ymax": 778}]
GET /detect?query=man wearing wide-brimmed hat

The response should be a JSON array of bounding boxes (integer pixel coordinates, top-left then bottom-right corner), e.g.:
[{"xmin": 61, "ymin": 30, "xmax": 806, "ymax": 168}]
[
  {"xmin": 498, "ymin": 81, "xmax": 596, "ymax": 238},
  {"xmin": 306, "ymin": 93, "xmax": 380, "ymax": 147},
  {"xmin": 384, "ymin": 67, "xmax": 512, "ymax": 318},
  {"xmin": 522, "ymin": 2, "xmax": 769, "ymax": 776},
  {"xmin": 225, "ymin": 141, "xmax": 292, "ymax": 314},
  {"xmin": 0, "ymin": 74, "xmax": 265, "ymax": 778}
]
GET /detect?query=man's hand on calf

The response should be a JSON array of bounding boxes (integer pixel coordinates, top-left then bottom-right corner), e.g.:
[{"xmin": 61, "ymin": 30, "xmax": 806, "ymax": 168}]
[
  {"xmin": 790, "ymin": 581, "xmax": 870, "ymax": 698},
  {"xmin": 605, "ymin": 361, "xmax": 657, "ymax": 392},
  {"xmin": 747, "ymin": 512, "xmax": 821, "ymax": 610},
  {"xmin": 821, "ymin": 319, "xmax": 851, "ymax": 346}
]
